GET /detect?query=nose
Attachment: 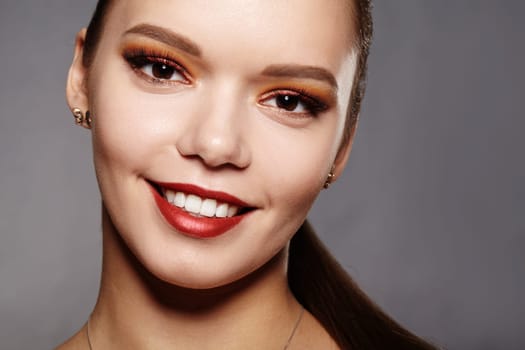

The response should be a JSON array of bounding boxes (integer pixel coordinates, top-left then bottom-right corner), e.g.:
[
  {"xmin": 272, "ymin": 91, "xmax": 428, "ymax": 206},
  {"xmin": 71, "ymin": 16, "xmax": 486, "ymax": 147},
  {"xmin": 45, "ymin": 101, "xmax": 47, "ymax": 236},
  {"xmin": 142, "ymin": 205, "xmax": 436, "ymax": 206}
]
[{"xmin": 175, "ymin": 86, "xmax": 251, "ymax": 169}]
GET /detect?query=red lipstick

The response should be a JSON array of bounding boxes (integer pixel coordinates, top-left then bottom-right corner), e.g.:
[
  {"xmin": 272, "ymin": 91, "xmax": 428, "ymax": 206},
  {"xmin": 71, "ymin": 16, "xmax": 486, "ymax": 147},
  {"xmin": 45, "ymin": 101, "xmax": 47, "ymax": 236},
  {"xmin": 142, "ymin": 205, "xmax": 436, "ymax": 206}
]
[{"xmin": 150, "ymin": 182, "xmax": 251, "ymax": 238}]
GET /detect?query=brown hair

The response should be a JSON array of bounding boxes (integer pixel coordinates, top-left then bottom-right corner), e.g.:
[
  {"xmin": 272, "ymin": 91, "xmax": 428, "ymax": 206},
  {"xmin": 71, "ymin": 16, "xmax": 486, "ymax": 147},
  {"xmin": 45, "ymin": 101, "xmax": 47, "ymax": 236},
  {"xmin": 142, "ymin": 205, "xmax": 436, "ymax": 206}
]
[{"xmin": 81, "ymin": 1, "xmax": 439, "ymax": 348}]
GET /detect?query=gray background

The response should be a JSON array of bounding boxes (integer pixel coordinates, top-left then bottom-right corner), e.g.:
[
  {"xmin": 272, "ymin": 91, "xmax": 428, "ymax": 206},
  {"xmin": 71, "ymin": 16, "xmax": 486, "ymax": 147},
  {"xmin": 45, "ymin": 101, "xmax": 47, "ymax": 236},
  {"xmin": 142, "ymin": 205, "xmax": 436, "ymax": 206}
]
[{"xmin": 1, "ymin": 1, "xmax": 524, "ymax": 349}]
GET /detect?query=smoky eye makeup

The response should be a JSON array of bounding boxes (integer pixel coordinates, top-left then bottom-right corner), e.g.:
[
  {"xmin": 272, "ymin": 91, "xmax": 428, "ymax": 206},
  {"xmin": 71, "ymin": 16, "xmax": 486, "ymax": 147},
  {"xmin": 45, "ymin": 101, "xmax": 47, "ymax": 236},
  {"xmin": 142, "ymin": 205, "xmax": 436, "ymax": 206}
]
[
  {"xmin": 121, "ymin": 44, "xmax": 193, "ymax": 87},
  {"xmin": 119, "ymin": 41, "xmax": 334, "ymax": 118},
  {"xmin": 258, "ymin": 88, "xmax": 330, "ymax": 118}
]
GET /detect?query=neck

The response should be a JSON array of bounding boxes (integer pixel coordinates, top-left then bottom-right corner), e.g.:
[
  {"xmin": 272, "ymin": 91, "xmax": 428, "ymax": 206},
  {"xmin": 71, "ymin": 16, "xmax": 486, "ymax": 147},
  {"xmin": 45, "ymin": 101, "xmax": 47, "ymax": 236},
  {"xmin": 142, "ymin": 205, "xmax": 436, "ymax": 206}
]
[{"xmin": 89, "ymin": 207, "xmax": 301, "ymax": 349}]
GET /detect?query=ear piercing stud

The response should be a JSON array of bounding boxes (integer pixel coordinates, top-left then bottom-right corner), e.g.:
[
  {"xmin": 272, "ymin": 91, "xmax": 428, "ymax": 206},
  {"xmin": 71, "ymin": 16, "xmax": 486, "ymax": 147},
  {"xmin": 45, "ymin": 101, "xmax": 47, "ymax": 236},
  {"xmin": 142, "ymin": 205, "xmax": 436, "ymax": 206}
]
[
  {"xmin": 323, "ymin": 166, "xmax": 335, "ymax": 189},
  {"xmin": 72, "ymin": 108, "xmax": 92, "ymax": 128}
]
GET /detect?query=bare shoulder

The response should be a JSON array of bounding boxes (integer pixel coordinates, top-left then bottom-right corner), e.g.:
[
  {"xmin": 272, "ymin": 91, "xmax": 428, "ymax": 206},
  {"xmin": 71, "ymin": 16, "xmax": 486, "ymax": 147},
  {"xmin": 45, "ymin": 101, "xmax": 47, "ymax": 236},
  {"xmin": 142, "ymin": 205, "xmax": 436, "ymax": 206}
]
[
  {"xmin": 54, "ymin": 327, "xmax": 86, "ymax": 350},
  {"xmin": 292, "ymin": 310, "xmax": 340, "ymax": 350}
]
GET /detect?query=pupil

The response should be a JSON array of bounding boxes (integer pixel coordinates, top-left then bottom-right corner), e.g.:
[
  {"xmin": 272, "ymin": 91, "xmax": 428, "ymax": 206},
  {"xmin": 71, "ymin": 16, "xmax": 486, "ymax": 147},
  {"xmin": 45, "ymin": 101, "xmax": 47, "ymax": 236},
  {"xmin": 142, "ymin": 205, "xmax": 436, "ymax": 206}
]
[
  {"xmin": 276, "ymin": 95, "xmax": 299, "ymax": 111},
  {"xmin": 152, "ymin": 63, "xmax": 174, "ymax": 79}
]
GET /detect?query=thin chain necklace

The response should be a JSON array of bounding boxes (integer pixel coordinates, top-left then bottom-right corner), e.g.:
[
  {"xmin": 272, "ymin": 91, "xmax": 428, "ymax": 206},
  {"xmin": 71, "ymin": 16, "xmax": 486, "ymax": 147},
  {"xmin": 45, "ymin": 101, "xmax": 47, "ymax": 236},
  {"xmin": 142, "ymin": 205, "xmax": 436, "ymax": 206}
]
[{"xmin": 86, "ymin": 306, "xmax": 304, "ymax": 350}]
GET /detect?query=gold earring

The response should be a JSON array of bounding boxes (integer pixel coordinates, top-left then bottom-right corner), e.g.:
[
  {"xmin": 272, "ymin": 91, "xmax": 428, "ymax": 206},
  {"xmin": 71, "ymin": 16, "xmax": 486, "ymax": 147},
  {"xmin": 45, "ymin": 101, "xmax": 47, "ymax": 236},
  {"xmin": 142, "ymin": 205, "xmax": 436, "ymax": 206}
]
[
  {"xmin": 72, "ymin": 108, "xmax": 92, "ymax": 128},
  {"xmin": 73, "ymin": 108, "xmax": 84, "ymax": 125},
  {"xmin": 323, "ymin": 165, "xmax": 335, "ymax": 189},
  {"xmin": 85, "ymin": 110, "xmax": 92, "ymax": 128}
]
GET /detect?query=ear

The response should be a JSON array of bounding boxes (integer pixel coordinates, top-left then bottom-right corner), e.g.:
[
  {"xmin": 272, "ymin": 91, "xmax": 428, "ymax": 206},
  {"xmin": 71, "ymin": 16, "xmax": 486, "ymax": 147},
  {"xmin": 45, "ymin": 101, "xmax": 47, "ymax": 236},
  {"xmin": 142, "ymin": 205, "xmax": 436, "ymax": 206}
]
[
  {"xmin": 331, "ymin": 120, "xmax": 358, "ymax": 183},
  {"xmin": 66, "ymin": 29, "xmax": 89, "ymax": 114}
]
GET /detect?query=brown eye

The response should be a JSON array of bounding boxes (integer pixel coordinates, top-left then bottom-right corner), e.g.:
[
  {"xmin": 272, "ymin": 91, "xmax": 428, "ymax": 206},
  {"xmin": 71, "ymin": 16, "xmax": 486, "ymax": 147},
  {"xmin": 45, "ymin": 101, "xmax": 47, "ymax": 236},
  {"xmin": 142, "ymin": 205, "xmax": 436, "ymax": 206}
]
[
  {"xmin": 259, "ymin": 90, "xmax": 327, "ymax": 117},
  {"xmin": 151, "ymin": 62, "xmax": 176, "ymax": 80},
  {"xmin": 125, "ymin": 54, "xmax": 187, "ymax": 83},
  {"xmin": 123, "ymin": 48, "xmax": 192, "ymax": 86},
  {"xmin": 142, "ymin": 61, "xmax": 184, "ymax": 81},
  {"xmin": 276, "ymin": 95, "xmax": 300, "ymax": 111}
]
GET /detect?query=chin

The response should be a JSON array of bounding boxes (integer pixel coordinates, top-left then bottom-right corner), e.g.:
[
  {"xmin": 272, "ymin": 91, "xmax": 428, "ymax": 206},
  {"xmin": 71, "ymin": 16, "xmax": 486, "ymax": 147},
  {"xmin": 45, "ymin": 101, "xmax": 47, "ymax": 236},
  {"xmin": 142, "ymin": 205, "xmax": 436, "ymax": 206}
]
[
  {"xmin": 101, "ymin": 180, "xmax": 295, "ymax": 293},
  {"xmin": 149, "ymin": 260, "xmax": 246, "ymax": 290},
  {"xmin": 130, "ymin": 234, "xmax": 286, "ymax": 293}
]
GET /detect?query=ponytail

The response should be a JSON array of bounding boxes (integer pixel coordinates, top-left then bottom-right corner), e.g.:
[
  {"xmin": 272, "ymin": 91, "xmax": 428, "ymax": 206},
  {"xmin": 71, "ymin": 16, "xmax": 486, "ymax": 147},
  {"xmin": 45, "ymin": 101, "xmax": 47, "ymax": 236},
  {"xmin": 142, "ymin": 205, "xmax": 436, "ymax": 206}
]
[{"xmin": 288, "ymin": 221, "xmax": 439, "ymax": 349}]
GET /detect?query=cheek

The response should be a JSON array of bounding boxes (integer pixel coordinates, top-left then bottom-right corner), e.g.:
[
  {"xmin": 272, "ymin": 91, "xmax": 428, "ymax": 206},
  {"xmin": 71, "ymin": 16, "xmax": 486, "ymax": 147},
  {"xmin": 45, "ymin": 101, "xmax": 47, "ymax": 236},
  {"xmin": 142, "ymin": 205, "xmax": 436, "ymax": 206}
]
[
  {"xmin": 251, "ymin": 118, "xmax": 337, "ymax": 209},
  {"xmin": 90, "ymin": 69, "xmax": 177, "ymax": 175},
  {"xmin": 89, "ymin": 56, "xmax": 340, "ymax": 208}
]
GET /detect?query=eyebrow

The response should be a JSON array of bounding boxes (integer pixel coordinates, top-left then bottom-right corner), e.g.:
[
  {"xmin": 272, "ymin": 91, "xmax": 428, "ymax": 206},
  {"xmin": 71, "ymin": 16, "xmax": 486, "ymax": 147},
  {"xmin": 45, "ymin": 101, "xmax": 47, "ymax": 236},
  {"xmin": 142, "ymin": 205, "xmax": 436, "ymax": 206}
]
[
  {"xmin": 123, "ymin": 23, "xmax": 202, "ymax": 57},
  {"xmin": 261, "ymin": 64, "xmax": 338, "ymax": 90},
  {"xmin": 123, "ymin": 24, "xmax": 337, "ymax": 89}
]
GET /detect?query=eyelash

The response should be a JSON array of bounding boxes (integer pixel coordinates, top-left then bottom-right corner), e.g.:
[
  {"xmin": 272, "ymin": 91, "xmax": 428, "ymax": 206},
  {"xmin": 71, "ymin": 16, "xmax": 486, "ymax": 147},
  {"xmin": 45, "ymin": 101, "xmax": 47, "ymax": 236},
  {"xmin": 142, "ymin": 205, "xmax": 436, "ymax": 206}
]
[
  {"xmin": 123, "ymin": 48, "xmax": 191, "ymax": 86},
  {"xmin": 259, "ymin": 89, "xmax": 328, "ymax": 117},
  {"xmin": 122, "ymin": 47, "xmax": 328, "ymax": 117}
]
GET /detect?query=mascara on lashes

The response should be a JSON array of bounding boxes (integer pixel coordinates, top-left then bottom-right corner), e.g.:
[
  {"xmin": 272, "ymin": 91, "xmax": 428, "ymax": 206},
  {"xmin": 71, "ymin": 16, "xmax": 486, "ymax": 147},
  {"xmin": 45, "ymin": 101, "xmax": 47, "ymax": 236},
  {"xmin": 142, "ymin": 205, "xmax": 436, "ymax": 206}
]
[
  {"xmin": 122, "ymin": 46, "xmax": 192, "ymax": 86},
  {"xmin": 259, "ymin": 89, "xmax": 329, "ymax": 117},
  {"xmin": 121, "ymin": 46, "xmax": 330, "ymax": 116}
]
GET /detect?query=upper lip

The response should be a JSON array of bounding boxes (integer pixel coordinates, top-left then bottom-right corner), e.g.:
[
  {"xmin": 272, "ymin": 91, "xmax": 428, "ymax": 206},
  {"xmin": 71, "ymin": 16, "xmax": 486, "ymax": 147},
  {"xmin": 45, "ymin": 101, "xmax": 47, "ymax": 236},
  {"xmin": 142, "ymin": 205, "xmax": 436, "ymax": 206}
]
[{"xmin": 152, "ymin": 181, "xmax": 252, "ymax": 208}]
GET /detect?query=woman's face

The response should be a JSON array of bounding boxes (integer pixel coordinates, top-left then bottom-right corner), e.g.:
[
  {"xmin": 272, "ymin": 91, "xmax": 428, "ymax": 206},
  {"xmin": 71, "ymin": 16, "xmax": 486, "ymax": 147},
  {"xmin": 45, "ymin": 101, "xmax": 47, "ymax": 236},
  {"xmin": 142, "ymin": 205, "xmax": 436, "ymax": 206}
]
[{"xmin": 68, "ymin": 0, "xmax": 358, "ymax": 288}]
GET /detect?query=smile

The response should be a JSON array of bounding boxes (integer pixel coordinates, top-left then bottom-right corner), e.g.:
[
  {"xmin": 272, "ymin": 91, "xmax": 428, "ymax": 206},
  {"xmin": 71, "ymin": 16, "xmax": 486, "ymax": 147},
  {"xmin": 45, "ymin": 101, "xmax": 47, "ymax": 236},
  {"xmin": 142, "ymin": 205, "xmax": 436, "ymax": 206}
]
[
  {"xmin": 164, "ymin": 190, "xmax": 240, "ymax": 218},
  {"xmin": 148, "ymin": 181, "xmax": 254, "ymax": 238}
]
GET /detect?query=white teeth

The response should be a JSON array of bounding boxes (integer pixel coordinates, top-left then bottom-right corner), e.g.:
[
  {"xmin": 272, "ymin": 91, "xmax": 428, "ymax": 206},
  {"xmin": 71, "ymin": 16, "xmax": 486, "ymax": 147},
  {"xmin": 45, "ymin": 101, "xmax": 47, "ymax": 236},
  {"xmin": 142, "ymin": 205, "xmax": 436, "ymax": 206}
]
[
  {"xmin": 215, "ymin": 203, "xmax": 229, "ymax": 218},
  {"xmin": 227, "ymin": 205, "xmax": 239, "ymax": 218},
  {"xmin": 163, "ymin": 188, "xmax": 244, "ymax": 218},
  {"xmin": 166, "ymin": 190, "xmax": 176, "ymax": 204},
  {"xmin": 174, "ymin": 192, "xmax": 186, "ymax": 208},
  {"xmin": 200, "ymin": 199, "xmax": 217, "ymax": 217},
  {"xmin": 184, "ymin": 194, "xmax": 202, "ymax": 214}
]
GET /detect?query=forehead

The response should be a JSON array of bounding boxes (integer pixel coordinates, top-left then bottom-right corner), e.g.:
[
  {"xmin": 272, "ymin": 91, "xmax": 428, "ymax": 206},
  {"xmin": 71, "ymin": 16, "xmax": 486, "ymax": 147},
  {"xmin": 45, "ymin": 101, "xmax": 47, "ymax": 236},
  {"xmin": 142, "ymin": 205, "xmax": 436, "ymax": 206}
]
[{"xmin": 104, "ymin": 0, "xmax": 356, "ymax": 71}]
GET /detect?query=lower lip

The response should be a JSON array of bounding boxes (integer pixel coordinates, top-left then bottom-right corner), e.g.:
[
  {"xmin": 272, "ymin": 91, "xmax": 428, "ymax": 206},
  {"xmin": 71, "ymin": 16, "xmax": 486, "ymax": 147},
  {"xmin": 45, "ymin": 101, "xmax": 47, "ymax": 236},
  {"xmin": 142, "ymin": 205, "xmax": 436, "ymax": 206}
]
[{"xmin": 150, "ymin": 187, "xmax": 246, "ymax": 238}]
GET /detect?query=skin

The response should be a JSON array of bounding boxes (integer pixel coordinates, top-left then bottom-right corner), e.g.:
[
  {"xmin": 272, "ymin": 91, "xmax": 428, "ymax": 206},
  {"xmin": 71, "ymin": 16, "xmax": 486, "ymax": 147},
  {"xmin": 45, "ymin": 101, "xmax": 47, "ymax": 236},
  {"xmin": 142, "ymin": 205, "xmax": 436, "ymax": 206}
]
[{"xmin": 61, "ymin": 0, "xmax": 358, "ymax": 348}]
